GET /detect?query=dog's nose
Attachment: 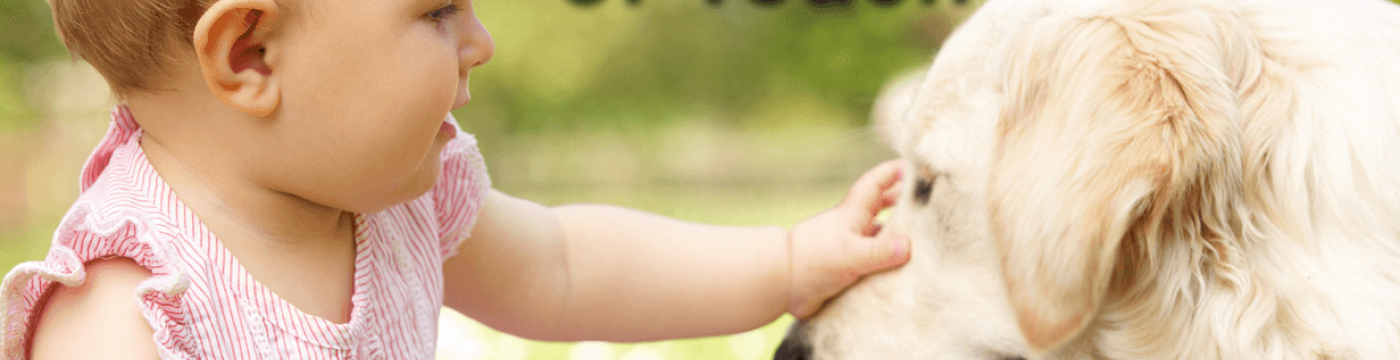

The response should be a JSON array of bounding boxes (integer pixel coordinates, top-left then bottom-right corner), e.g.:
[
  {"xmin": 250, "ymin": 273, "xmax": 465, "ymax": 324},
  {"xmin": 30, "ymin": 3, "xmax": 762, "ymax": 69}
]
[
  {"xmin": 773, "ymin": 337, "xmax": 812, "ymax": 360},
  {"xmin": 774, "ymin": 321, "xmax": 812, "ymax": 360}
]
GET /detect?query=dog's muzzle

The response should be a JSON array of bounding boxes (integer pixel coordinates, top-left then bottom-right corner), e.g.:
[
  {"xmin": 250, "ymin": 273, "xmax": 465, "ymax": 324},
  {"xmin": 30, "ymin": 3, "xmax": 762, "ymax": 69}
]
[{"xmin": 774, "ymin": 321, "xmax": 812, "ymax": 360}]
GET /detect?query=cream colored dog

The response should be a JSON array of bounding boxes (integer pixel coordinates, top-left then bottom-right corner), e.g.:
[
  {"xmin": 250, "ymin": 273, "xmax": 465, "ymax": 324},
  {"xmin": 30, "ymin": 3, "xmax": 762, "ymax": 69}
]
[{"xmin": 778, "ymin": 0, "xmax": 1400, "ymax": 359}]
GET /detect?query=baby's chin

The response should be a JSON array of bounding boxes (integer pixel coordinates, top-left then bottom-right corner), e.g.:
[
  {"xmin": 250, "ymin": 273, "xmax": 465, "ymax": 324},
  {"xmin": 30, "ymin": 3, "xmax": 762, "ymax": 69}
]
[
  {"xmin": 332, "ymin": 156, "xmax": 444, "ymax": 215},
  {"xmin": 393, "ymin": 155, "xmax": 446, "ymax": 207}
]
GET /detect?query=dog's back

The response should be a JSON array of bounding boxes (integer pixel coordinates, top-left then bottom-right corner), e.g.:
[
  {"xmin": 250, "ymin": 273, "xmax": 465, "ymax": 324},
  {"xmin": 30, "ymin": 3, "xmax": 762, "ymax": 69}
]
[{"xmin": 1224, "ymin": 0, "xmax": 1400, "ymax": 358}]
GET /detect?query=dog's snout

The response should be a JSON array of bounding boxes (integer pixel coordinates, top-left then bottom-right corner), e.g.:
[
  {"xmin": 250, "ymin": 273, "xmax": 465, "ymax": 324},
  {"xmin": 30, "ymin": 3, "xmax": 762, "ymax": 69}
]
[
  {"xmin": 774, "ymin": 322, "xmax": 812, "ymax": 360},
  {"xmin": 774, "ymin": 337, "xmax": 812, "ymax": 360}
]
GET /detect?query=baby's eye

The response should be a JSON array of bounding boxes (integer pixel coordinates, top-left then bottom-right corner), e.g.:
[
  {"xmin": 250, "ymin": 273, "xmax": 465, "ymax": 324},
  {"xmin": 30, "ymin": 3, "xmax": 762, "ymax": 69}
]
[{"xmin": 425, "ymin": 4, "xmax": 462, "ymax": 23}]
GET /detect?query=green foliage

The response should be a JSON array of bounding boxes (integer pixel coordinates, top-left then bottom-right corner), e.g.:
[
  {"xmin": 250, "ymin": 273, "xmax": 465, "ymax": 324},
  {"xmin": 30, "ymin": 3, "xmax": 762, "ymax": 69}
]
[
  {"xmin": 0, "ymin": 0, "xmax": 65, "ymax": 129},
  {"xmin": 0, "ymin": 0, "xmax": 64, "ymax": 63},
  {"xmin": 467, "ymin": 0, "xmax": 958, "ymax": 133}
]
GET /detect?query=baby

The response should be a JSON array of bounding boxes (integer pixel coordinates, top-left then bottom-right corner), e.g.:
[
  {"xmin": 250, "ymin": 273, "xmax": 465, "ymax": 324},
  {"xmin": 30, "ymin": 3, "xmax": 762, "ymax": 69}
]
[{"xmin": 0, "ymin": 0, "xmax": 910, "ymax": 358}]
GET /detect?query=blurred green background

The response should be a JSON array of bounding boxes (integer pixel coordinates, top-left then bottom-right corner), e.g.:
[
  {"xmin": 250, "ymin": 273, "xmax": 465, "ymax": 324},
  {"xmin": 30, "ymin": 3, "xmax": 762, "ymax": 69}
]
[
  {"xmin": 0, "ymin": 0, "xmax": 971, "ymax": 359},
  {"xmin": 9, "ymin": 0, "xmax": 1400, "ymax": 359},
  {"xmin": 6, "ymin": 0, "xmax": 1400, "ymax": 359}
]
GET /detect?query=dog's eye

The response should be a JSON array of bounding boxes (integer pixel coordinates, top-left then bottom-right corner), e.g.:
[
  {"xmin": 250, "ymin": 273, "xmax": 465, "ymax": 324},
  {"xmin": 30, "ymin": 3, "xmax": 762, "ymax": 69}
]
[{"xmin": 913, "ymin": 176, "xmax": 935, "ymax": 205}]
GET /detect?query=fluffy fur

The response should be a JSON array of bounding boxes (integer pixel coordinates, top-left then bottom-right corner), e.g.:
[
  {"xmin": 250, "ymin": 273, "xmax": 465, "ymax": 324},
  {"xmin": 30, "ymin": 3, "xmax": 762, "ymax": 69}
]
[{"xmin": 791, "ymin": 0, "xmax": 1400, "ymax": 359}]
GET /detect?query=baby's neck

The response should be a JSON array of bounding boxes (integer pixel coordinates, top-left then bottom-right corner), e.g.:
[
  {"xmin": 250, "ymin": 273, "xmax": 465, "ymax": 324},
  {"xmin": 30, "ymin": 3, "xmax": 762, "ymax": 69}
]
[
  {"xmin": 133, "ymin": 100, "xmax": 360, "ymax": 323},
  {"xmin": 128, "ymin": 94, "xmax": 354, "ymax": 248}
]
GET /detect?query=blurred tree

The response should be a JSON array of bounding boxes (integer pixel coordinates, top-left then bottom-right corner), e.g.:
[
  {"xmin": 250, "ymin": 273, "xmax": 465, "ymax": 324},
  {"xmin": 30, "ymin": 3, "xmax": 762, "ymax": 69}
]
[
  {"xmin": 0, "ymin": 0, "xmax": 64, "ymax": 130},
  {"xmin": 0, "ymin": 0, "xmax": 63, "ymax": 63},
  {"xmin": 469, "ymin": 0, "xmax": 965, "ymax": 134}
]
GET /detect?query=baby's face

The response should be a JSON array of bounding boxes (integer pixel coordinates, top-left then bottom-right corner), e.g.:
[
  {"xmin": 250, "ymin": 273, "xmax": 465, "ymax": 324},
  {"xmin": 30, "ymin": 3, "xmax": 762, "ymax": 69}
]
[{"xmin": 256, "ymin": 0, "xmax": 493, "ymax": 213}]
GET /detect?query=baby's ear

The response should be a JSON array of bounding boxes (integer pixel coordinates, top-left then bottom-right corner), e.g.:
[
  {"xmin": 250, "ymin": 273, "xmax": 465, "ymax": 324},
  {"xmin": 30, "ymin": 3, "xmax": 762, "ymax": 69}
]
[{"xmin": 193, "ymin": 0, "xmax": 281, "ymax": 117}]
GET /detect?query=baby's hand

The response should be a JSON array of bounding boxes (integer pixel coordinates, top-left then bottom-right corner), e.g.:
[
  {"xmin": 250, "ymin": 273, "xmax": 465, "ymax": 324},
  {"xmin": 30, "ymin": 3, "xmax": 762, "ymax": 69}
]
[{"xmin": 787, "ymin": 159, "xmax": 911, "ymax": 318}]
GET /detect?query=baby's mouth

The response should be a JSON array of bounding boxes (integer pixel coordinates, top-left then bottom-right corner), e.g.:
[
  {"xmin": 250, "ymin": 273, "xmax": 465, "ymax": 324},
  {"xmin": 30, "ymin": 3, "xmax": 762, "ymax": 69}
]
[
  {"xmin": 437, "ymin": 120, "xmax": 457, "ymax": 141},
  {"xmin": 452, "ymin": 78, "xmax": 472, "ymax": 109}
]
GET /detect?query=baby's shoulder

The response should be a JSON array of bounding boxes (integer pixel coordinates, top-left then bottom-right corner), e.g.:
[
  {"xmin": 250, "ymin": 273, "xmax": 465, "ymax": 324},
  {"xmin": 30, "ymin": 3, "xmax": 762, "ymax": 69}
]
[
  {"xmin": 23, "ymin": 258, "xmax": 161, "ymax": 360},
  {"xmin": 0, "ymin": 205, "xmax": 191, "ymax": 359},
  {"xmin": 0, "ymin": 162, "xmax": 200, "ymax": 358}
]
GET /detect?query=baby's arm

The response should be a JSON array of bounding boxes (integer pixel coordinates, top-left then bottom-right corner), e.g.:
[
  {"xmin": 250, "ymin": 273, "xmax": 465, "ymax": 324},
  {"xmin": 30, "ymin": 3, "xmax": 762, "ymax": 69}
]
[
  {"xmin": 27, "ymin": 258, "xmax": 160, "ymax": 360},
  {"xmin": 442, "ymin": 161, "xmax": 908, "ymax": 342}
]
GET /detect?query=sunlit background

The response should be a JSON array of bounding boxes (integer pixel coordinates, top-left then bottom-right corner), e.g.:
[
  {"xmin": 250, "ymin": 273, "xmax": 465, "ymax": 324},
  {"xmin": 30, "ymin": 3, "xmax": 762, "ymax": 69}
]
[{"xmin": 0, "ymin": 0, "xmax": 980, "ymax": 359}]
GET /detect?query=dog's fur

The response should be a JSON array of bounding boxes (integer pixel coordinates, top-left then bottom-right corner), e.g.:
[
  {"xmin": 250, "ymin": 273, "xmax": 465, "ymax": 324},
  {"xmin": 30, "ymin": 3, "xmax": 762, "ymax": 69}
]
[{"xmin": 791, "ymin": 0, "xmax": 1400, "ymax": 359}]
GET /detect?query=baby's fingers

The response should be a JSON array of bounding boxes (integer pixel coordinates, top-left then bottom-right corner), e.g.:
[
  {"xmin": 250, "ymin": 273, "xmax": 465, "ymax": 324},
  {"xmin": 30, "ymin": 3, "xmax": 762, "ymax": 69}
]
[
  {"xmin": 843, "ymin": 229, "xmax": 911, "ymax": 279},
  {"xmin": 860, "ymin": 185, "xmax": 903, "ymax": 236},
  {"xmin": 843, "ymin": 159, "xmax": 907, "ymax": 219}
]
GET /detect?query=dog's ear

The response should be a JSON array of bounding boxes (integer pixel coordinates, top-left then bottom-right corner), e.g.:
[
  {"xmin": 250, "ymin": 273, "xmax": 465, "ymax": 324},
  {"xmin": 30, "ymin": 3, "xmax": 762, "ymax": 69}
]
[
  {"xmin": 871, "ymin": 68, "xmax": 927, "ymax": 151},
  {"xmin": 989, "ymin": 6, "xmax": 1248, "ymax": 353}
]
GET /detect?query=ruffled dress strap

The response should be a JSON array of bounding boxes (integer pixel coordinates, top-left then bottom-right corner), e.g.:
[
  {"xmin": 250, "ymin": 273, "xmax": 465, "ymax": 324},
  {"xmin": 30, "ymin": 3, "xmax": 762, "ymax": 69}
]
[
  {"xmin": 1, "ymin": 105, "xmax": 195, "ymax": 359},
  {"xmin": 433, "ymin": 112, "xmax": 492, "ymax": 260},
  {"xmin": 81, "ymin": 105, "xmax": 141, "ymax": 192}
]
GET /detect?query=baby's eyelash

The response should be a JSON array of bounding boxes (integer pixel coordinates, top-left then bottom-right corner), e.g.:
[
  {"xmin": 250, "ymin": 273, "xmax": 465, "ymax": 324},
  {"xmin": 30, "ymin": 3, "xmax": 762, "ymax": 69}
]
[{"xmin": 426, "ymin": 4, "xmax": 462, "ymax": 22}]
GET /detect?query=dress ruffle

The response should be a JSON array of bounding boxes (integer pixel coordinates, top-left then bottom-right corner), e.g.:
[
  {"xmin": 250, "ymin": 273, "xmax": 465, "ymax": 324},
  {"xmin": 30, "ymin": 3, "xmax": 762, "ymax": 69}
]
[
  {"xmin": 1, "ymin": 107, "xmax": 196, "ymax": 359},
  {"xmin": 435, "ymin": 113, "xmax": 492, "ymax": 260}
]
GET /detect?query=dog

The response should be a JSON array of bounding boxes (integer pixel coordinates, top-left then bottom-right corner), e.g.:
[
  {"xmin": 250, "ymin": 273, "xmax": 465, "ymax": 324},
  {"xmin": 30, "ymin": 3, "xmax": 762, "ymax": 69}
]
[{"xmin": 777, "ymin": 0, "xmax": 1400, "ymax": 359}]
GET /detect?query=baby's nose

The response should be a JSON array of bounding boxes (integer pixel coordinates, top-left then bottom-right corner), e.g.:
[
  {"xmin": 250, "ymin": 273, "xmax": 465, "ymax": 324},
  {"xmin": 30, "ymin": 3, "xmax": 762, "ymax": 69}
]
[{"xmin": 457, "ymin": 15, "xmax": 495, "ymax": 73}]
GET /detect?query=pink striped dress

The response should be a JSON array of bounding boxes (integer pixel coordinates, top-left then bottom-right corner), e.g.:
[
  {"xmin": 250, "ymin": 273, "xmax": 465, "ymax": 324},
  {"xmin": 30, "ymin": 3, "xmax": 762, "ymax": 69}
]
[{"xmin": 0, "ymin": 105, "xmax": 491, "ymax": 359}]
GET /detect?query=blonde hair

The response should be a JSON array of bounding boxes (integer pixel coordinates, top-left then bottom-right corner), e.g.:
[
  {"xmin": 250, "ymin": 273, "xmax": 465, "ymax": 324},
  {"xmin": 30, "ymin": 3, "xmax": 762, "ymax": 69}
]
[{"xmin": 48, "ymin": 0, "xmax": 218, "ymax": 98}]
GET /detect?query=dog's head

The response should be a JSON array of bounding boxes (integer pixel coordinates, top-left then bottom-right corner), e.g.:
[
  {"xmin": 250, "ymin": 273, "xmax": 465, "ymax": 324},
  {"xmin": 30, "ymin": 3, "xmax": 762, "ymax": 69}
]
[{"xmin": 781, "ymin": 0, "xmax": 1266, "ymax": 358}]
